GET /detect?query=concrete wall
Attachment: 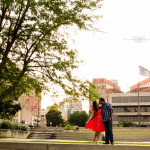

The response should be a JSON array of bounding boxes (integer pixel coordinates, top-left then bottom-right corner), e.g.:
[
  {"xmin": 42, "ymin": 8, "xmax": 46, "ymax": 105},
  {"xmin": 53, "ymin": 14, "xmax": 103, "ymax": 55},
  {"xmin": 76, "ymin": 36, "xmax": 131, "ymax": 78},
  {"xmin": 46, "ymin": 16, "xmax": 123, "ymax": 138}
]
[
  {"xmin": 0, "ymin": 142, "xmax": 150, "ymax": 150},
  {"xmin": 0, "ymin": 129, "xmax": 30, "ymax": 138}
]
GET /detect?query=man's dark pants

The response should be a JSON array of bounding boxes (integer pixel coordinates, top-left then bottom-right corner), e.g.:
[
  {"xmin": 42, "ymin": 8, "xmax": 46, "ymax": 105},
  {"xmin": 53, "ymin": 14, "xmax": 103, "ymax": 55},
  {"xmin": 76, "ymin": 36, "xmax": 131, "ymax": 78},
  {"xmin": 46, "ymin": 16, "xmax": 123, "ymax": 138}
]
[{"xmin": 104, "ymin": 119, "xmax": 114, "ymax": 144}]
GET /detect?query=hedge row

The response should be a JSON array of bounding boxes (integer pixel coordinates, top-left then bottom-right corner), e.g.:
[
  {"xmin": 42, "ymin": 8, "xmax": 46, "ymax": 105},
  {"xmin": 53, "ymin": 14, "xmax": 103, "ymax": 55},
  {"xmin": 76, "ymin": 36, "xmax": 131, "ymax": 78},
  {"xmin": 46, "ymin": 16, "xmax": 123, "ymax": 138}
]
[{"xmin": 0, "ymin": 121, "xmax": 28, "ymax": 131}]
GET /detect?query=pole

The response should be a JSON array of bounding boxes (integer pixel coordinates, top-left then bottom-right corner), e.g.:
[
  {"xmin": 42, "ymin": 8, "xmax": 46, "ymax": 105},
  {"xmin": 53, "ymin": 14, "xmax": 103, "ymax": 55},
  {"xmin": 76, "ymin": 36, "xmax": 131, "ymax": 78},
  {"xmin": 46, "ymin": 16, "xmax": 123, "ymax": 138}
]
[
  {"xmin": 37, "ymin": 97, "xmax": 39, "ymax": 127},
  {"xmin": 137, "ymin": 82, "xmax": 140, "ymax": 127}
]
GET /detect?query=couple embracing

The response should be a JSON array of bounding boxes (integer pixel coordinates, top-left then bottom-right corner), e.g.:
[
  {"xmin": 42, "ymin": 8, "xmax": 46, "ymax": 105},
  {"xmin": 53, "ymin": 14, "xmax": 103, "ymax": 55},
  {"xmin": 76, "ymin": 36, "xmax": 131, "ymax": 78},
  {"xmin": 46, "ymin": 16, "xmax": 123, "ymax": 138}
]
[{"xmin": 85, "ymin": 98, "xmax": 114, "ymax": 145}]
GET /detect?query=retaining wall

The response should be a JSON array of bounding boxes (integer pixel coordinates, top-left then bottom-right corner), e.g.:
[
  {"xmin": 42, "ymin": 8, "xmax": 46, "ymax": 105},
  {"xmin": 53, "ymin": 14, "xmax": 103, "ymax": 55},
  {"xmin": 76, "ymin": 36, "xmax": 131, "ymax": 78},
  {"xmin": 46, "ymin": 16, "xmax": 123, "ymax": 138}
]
[
  {"xmin": 0, "ymin": 129, "xmax": 31, "ymax": 138},
  {"xmin": 0, "ymin": 142, "xmax": 150, "ymax": 150}
]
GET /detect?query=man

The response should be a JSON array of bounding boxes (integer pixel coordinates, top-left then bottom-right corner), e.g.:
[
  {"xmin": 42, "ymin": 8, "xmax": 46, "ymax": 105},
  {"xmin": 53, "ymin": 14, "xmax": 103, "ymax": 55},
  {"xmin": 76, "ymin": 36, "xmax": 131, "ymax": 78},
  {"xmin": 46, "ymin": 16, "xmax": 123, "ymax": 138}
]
[{"xmin": 99, "ymin": 97, "xmax": 114, "ymax": 145}]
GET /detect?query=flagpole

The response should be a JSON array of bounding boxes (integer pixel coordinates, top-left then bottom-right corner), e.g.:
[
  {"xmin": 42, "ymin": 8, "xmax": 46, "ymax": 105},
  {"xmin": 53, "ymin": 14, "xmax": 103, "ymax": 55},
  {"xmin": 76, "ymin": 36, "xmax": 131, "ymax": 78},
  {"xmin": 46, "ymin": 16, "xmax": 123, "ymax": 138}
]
[
  {"xmin": 137, "ymin": 81, "xmax": 140, "ymax": 127},
  {"xmin": 138, "ymin": 65, "xmax": 150, "ymax": 127},
  {"xmin": 137, "ymin": 67, "xmax": 141, "ymax": 127}
]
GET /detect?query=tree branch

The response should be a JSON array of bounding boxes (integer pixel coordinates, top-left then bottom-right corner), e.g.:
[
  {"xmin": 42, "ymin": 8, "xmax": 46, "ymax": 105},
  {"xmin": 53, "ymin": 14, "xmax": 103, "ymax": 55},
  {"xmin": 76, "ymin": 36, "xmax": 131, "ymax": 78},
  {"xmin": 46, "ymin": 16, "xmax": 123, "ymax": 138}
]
[{"xmin": 0, "ymin": 0, "xmax": 30, "ymax": 75}]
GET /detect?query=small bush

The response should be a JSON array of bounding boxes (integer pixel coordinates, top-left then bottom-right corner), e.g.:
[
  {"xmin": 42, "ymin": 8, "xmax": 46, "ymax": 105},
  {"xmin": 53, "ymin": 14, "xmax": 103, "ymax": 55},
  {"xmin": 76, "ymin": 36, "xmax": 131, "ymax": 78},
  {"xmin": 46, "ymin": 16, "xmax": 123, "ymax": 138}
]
[
  {"xmin": 65, "ymin": 124, "xmax": 74, "ymax": 130},
  {"xmin": 0, "ymin": 121, "xmax": 28, "ymax": 131},
  {"xmin": 119, "ymin": 120, "xmax": 133, "ymax": 127},
  {"xmin": 11, "ymin": 124, "xmax": 20, "ymax": 130},
  {"xmin": 20, "ymin": 126, "xmax": 28, "ymax": 131}
]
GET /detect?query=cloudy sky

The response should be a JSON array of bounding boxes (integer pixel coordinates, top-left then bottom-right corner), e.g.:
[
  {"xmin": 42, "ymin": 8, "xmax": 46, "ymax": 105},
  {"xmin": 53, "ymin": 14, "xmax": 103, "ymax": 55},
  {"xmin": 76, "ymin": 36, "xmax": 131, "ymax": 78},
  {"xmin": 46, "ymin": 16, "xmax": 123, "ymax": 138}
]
[{"xmin": 68, "ymin": 0, "xmax": 150, "ymax": 92}]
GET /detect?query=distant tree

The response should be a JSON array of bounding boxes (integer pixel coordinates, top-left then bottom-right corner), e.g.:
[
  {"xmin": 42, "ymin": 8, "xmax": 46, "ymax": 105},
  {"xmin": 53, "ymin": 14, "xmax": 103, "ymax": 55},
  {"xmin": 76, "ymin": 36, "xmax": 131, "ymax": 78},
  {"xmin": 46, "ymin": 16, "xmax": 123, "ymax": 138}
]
[
  {"xmin": 68, "ymin": 111, "xmax": 89, "ymax": 127},
  {"xmin": 46, "ymin": 109, "xmax": 63, "ymax": 127}
]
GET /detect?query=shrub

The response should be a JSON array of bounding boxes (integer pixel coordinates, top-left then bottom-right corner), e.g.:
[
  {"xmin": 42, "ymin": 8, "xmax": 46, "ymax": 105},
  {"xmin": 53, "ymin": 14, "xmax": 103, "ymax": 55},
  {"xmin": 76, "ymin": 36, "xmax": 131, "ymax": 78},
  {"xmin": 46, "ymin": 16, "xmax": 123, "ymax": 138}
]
[
  {"xmin": 20, "ymin": 126, "xmax": 28, "ymax": 131},
  {"xmin": 0, "ymin": 121, "xmax": 28, "ymax": 131},
  {"xmin": 0, "ymin": 121, "xmax": 12, "ymax": 129},
  {"xmin": 68, "ymin": 111, "xmax": 89, "ymax": 127},
  {"xmin": 11, "ymin": 124, "xmax": 20, "ymax": 130},
  {"xmin": 65, "ymin": 124, "xmax": 74, "ymax": 130},
  {"xmin": 119, "ymin": 120, "xmax": 133, "ymax": 127}
]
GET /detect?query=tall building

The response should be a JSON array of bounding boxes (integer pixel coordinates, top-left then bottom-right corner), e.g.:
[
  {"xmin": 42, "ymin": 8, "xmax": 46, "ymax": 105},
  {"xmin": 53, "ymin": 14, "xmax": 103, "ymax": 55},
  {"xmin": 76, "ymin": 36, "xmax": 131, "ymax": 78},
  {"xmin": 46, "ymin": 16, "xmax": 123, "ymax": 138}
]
[
  {"xmin": 93, "ymin": 78, "xmax": 123, "ymax": 102},
  {"xmin": 12, "ymin": 90, "xmax": 41, "ymax": 126}
]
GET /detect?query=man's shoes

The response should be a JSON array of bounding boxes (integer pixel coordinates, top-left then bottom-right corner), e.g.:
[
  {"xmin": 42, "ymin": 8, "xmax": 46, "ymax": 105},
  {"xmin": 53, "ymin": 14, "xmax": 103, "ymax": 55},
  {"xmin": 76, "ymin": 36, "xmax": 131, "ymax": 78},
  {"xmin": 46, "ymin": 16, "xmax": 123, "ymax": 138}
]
[{"xmin": 103, "ymin": 143, "xmax": 109, "ymax": 144}]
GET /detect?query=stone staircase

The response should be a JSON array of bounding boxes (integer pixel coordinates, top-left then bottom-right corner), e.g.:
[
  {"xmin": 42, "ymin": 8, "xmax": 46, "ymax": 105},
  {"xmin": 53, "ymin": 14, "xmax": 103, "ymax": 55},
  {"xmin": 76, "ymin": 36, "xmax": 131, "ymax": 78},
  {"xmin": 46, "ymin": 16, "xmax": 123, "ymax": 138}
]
[
  {"xmin": 27, "ymin": 132, "xmax": 56, "ymax": 139},
  {"xmin": 27, "ymin": 130, "xmax": 104, "ymax": 141}
]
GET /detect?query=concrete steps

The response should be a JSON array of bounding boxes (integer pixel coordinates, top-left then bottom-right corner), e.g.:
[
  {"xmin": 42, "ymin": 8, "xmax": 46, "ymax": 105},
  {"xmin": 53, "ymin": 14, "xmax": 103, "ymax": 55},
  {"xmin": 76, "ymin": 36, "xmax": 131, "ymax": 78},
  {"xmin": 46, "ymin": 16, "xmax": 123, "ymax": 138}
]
[
  {"xmin": 28, "ymin": 132, "xmax": 56, "ymax": 139},
  {"xmin": 27, "ymin": 131, "xmax": 104, "ymax": 141}
]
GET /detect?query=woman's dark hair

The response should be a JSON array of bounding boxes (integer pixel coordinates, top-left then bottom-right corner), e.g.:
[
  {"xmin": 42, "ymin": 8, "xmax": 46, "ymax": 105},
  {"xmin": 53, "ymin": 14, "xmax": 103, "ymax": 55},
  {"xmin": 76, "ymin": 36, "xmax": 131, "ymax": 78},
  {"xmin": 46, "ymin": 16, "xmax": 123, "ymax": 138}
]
[{"xmin": 93, "ymin": 101, "xmax": 98, "ymax": 112}]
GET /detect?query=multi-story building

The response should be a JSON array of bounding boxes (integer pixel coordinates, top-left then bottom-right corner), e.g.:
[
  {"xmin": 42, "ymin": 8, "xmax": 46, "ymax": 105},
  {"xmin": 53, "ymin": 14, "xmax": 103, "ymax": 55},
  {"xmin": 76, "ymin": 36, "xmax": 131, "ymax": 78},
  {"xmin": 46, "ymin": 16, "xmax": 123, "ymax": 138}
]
[
  {"xmin": 91, "ymin": 78, "xmax": 150, "ymax": 126},
  {"xmin": 109, "ymin": 92, "xmax": 150, "ymax": 126},
  {"xmin": 108, "ymin": 78, "xmax": 150, "ymax": 126},
  {"xmin": 92, "ymin": 78, "xmax": 123, "ymax": 102},
  {"xmin": 12, "ymin": 90, "xmax": 41, "ymax": 126}
]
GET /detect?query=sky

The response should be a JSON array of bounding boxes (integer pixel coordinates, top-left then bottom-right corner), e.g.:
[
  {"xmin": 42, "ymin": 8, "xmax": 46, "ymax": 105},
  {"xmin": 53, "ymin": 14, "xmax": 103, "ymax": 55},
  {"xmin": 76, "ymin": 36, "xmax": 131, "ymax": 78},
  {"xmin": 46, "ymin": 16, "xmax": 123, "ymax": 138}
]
[
  {"xmin": 67, "ymin": 0, "xmax": 150, "ymax": 93},
  {"xmin": 41, "ymin": 0, "xmax": 150, "ymax": 108}
]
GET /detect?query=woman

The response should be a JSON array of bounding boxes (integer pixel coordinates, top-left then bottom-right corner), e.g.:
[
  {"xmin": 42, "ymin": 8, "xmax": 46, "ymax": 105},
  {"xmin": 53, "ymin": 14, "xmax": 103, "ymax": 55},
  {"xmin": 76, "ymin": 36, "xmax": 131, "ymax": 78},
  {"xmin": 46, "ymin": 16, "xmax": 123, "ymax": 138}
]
[{"xmin": 85, "ymin": 101, "xmax": 105, "ymax": 144}]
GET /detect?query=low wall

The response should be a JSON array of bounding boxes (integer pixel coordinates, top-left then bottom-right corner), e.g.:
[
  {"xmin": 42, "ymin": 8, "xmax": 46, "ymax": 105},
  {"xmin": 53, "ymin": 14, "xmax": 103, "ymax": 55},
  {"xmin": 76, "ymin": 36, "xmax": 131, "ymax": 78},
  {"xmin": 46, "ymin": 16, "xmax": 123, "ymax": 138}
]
[
  {"xmin": 0, "ymin": 142, "xmax": 150, "ymax": 150},
  {"xmin": 0, "ymin": 129, "xmax": 31, "ymax": 138}
]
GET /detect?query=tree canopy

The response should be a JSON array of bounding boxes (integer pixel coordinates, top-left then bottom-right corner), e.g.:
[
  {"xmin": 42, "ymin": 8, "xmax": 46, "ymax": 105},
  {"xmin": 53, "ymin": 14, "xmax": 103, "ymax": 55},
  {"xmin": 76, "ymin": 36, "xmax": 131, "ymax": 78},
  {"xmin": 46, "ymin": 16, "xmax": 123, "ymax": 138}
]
[
  {"xmin": 46, "ymin": 106, "xmax": 63, "ymax": 127},
  {"xmin": 0, "ymin": 0, "xmax": 102, "ymax": 110}
]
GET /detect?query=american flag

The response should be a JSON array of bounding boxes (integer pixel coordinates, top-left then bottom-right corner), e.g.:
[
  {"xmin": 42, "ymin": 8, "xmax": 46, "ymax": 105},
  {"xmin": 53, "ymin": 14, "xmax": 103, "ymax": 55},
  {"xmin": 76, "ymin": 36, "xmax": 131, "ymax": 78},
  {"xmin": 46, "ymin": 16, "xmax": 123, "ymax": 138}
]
[{"xmin": 139, "ymin": 65, "xmax": 150, "ymax": 76}]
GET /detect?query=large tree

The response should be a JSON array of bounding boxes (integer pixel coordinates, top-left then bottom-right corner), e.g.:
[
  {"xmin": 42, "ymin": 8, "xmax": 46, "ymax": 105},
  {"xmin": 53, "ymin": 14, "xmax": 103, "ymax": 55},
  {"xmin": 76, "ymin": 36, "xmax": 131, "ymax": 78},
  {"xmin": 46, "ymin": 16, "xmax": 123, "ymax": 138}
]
[
  {"xmin": 46, "ymin": 104, "xmax": 63, "ymax": 127},
  {"xmin": 0, "ymin": 0, "xmax": 102, "ymax": 107}
]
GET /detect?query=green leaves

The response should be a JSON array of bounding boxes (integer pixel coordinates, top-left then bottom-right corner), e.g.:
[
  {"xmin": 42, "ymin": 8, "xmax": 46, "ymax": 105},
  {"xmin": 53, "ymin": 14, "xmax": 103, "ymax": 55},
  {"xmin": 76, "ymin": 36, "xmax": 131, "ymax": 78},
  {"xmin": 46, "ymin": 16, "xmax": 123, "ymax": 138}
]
[
  {"xmin": 46, "ymin": 109, "xmax": 63, "ymax": 127},
  {"xmin": 0, "ymin": 0, "xmax": 102, "ymax": 114},
  {"xmin": 68, "ymin": 111, "xmax": 89, "ymax": 127}
]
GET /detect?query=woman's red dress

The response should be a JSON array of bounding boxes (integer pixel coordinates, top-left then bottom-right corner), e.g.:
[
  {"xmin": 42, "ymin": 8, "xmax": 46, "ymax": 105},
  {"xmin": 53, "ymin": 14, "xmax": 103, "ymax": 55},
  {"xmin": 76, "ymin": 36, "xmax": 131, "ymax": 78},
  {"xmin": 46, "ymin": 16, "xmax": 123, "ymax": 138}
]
[{"xmin": 85, "ymin": 108, "xmax": 105, "ymax": 132}]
